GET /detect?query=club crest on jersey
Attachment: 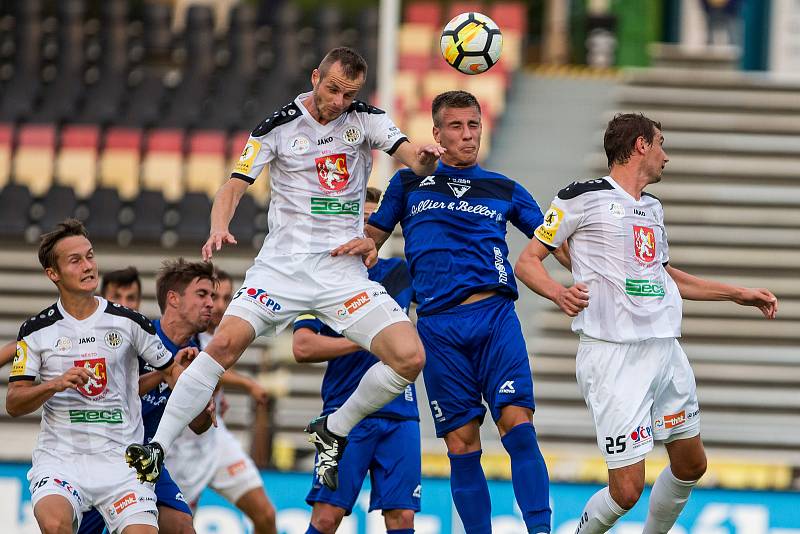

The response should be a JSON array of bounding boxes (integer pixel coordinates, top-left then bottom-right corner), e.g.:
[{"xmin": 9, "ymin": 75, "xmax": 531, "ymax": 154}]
[
  {"xmin": 342, "ymin": 126, "xmax": 362, "ymax": 145},
  {"xmin": 105, "ymin": 330, "xmax": 123, "ymax": 349},
  {"xmin": 74, "ymin": 357, "xmax": 108, "ymax": 398},
  {"xmin": 633, "ymin": 225, "xmax": 656, "ymax": 264},
  {"xmin": 315, "ymin": 154, "xmax": 350, "ymax": 192},
  {"xmin": 447, "ymin": 178, "xmax": 471, "ymax": 198}
]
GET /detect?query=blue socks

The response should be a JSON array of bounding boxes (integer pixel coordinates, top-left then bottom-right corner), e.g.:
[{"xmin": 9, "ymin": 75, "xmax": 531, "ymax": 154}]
[
  {"xmin": 448, "ymin": 449, "xmax": 492, "ymax": 534},
  {"xmin": 501, "ymin": 423, "xmax": 552, "ymax": 533},
  {"xmin": 305, "ymin": 526, "xmax": 324, "ymax": 534},
  {"xmin": 387, "ymin": 530, "xmax": 414, "ymax": 534}
]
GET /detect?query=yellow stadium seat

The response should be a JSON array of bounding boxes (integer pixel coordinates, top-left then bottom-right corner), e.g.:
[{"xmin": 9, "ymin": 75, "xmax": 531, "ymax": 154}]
[
  {"xmin": 399, "ymin": 23, "xmax": 436, "ymax": 58},
  {"xmin": 421, "ymin": 70, "xmax": 461, "ymax": 108},
  {"xmin": 13, "ymin": 125, "xmax": 55, "ymax": 197},
  {"xmin": 0, "ymin": 124, "xmax": 11, "ymax": 189},
  {"xmin": 405, "ymin": 112, "xmax": 435, "ymax": 146},
  {"xmin": 186, "ymin": 131, "xmax": 227, "ymax": 198},
  {"xmin": 99, "ymin": 128, "xmax": 142, "ymax": 201},
  {"xmin": 465, "ymin": 72, "xmax": 507, "ymax": 117},
  {"xmin": 394, "ymin": 70, "xmax": 421, "ymax": 114},
  {"xmin": 56, "ymin": 125, "xmax": 100, "ymax": 199},
  {"xmin": 141, "ymin": 129, "xmax": 185, "ymax": 202}
]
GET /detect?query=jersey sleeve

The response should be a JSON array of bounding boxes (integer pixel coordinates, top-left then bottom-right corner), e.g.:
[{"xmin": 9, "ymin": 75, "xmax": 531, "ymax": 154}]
[
  {"xmin": 293, "ymin": 314, "xmax": 324, "ymax": 333},
  {"xmin": 534, "ymin": 194, "xmax": 584, "ymax": 251},
  {"xmin": 508, "ymin": 182, "xmax": 544, "ymax": 239},
  {"xmin": 9, "ymin": 328, "xmax": 40, "ymax": 382},
  {"xmin": 365, "ymin": 112, "xmax": 408, "ymax": 155},
  {"xmin": 230, "ymin": 133, "xmax": 275, "ymax": 184},
  {"xmin": 134, "ymin": 328, "xmax": 174, "ymax": 371},
  {"xmin": 367, "ymin": 172, "xmax": 404, "ymax": 233}
]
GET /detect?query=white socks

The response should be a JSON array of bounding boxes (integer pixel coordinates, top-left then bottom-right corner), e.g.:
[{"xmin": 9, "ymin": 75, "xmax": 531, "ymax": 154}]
[
  {"xmin": 151, "ymin": 352, "xmax": 225, "ymax": 452},
  {"xmin": 326, "ymin": 362, "xmax": 411, "ymax": 437},
  {"xmin": 643, "ymin": 467, "xmax": 697, "ymax": 534},
  {"xmin": 575, "ymin": 487, "xmax": 626, "ymax": 534}
]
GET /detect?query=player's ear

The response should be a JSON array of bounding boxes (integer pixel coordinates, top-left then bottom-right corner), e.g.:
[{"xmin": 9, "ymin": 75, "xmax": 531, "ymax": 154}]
[
  {"xmin": 311, "ymin": 68, "xmax": 321, "ymax": 87},
  {"xmin": 432, "ymin": 125, "xmax": 441, "ymax": 144},
  {"xmin": 45, "ymin": 266, "xmax": 60, "ymax": 285}
]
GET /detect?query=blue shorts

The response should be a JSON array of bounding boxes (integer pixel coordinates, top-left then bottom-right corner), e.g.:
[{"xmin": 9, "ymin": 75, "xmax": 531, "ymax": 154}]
[
  {"xmin": 417, "ymin": 295, "xmax": 536, "ymax": 438},
  {"xmin": 77, "ymin": 466, "xmax": 191, "ymax": 534},
  {"xmin": 307, "ymin": 418, "xmax": 421, "ymax": 514}
]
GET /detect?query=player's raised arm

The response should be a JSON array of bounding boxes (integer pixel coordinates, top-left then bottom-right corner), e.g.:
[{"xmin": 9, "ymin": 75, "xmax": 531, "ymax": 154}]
[
  {"xmin": 390, "ymin": 140, "xmax": 446, "ymax": 176},
  {"xmin": 202, "ymin": 178, "xmax": 248, "ymax": 261},
  {"xmin": 665, "ymin": 265, "xmax": 778, "ymax": 319}
]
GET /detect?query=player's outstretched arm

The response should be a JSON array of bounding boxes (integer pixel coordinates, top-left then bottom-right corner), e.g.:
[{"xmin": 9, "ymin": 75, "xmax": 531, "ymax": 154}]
[
  {"xmin": 391, "ymin": 140, "xmax": 446, "ymax": 176},
  {"xmin": 0, "ymin": 341, "xmax": 16, "ymax": 367},
  {"xmin": 364, "ymin": 224, "xmax": 391, "ymax": 252},
  {"xmin": 665, "ymin": 265, "xmax": 778, "ymax": 319},
  {"xmin": 292, "ymin": 328, "xmax": 362, "ymax": 363},
  {"xmin": 202, "ymin": 178, "xmax": 248, "ymax": 261},
  {"xmin": 516, "ymin": 238, "xmax": 589, "ymax": 317},
  {"xmin": 6, "ymin": 367, "xmax": 94, "ymax": 416},
  {"xmin": 138, "ymin": 371, "xmax": 164, "ymax": 397}
]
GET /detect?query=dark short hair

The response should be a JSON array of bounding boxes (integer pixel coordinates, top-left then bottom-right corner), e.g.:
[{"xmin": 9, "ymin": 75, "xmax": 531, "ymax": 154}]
[
  {"xmin": 365, "ymin": 186, "xmax": 382, "ymax": 204},
  {"xmin": 319, "ymin": 47, "xmax": 368, "ymax": 81},
  {"xmin": 215, "ymin": 268, "xmax": 233, "ymax": 284},
  {"xmin": 38, "ymin": 218, "xmax": 89, "ymax": 270},
  {"xmin": 604, "ymin": 113, "xmax": 662, "ymax": 168},
  {"xmin": 101, "ymin": 267, "xmax": 141, "ymax": 297},
  {"xmin": 156, "ymin": 258, "xmax": 217, "ymax": 313},
  {"xmin": 431, "ymin": 90, "xmax": 481, "ymax": 127}
]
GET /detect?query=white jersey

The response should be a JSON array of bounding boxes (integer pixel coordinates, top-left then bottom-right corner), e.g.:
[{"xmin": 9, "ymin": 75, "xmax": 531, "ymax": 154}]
[
  {"xmin": 534, "ymin": 176, "xmax": 682, "ymax": 343},
  {"xmin": 232, "ymin": 92, "xmax": 408, "ymax": 256},
  {"xmin": 11, "ymin": 297, "xmax": 173, "ymax": 454}
]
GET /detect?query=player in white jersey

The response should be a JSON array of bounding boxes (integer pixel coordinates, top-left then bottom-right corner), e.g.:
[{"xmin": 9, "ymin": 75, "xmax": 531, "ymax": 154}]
[
  {"xmin": 6, "ymin": 219, "xmax": 188, "ymax": 534},
  {"xmin": 127, "ymin": 47, "xmax": 445, "ymax": 491},
  {"xmin": 164, "ymin": 269, "xmax": 276, "ymax": 534},
  {"xmin": 515, "ymin": 114, "xmax": 778, "ymax": 533}
]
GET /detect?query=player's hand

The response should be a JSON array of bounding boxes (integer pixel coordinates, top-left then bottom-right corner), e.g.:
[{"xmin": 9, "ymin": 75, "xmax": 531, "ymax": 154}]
[
  {"xmin": 202, "ymin": 230, "xmax": 238, "ymax": 261},
  {"xmin": 205, "ymin": 397, "xmax": 218, "ymax": 427},
  {"xmin": 219, "ymin": 392, "xmax": 230, "ymax": 417},
  {"xmin": 555, "ymin": 283, "xmax": 589, "ymax": 317},
  {"xmin": 734, "ymin": 287, "xmax": 778, "ymax": 319},
  {"xmin": 331, "ymin": 237, "xmax": 378, "ymax": 268},
  {"xmin": 175, "ymin": 346, "xmax": 199, "ymax": 367},
  {"xmin": 248, "ymin": 381, "xmax": 270, "ymax": 406},
  {"xmin": 416, "ymin": 144, "xmax": 446, "ymax": 167},
  {"xmin": 53, "ymin": 367, "xmax": 95, "ymax": 392}
]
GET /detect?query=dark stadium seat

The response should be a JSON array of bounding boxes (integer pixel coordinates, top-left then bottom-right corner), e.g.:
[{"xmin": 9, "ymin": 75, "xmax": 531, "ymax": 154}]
[
  {"xmin": 228, "ymin": 193, "xmax": 258, "ymax": 248},
  {"xmin": 83, "ymin": 187, "xmax": 122, "ymax": 242},
  {"xmin": 0, "ymin": 184, "xmax": 32, "ymax": 239},
  {"xmin": 35, "ymin": 185, "xmax": 78, "ymax": 231},
  {"xmin": 129, "ymin": 190, "xmax": 166, "ymax": 244},
  {"xmin": 0, "ymin": 0, "xmax": 43, "ymax": 122},
  {"xmin": 174, "ymin": 192, "xmax": 211, "ymax": 245}
]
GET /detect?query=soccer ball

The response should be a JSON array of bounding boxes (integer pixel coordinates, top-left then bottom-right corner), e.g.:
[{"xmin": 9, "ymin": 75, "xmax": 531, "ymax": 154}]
[{"xmin": 440, "ymin": 12, "xmax": 503, "ymax": 75}]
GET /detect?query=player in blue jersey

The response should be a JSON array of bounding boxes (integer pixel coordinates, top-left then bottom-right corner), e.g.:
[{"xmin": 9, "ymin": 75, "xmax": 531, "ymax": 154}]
[
  {"xmin": 364, "ymin": 91, "xmax": 556, "ymax": 534},
  {"xmin": 293, "ymin": 186, "xmax": 419, "ymax": 534},
  {"xmin": 78, "ymin": 265, "xmax": 209, "ymax": 534}
]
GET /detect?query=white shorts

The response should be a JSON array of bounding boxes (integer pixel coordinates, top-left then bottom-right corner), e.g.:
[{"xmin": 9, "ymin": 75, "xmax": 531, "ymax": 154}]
[
  {"xmin": 207, "ymin": 425, "xmax": 264, "ymax": 504},
  {"xmin": 576, "ymin": 336, "xmax": 701, "ymax": 469},
  {"xmin": 225, "ymin": 252, "xmax": 409, "ymax": 348},
  {"xmin": 28, "ymin": 448, "xmax": 158, "ymax": 533}
]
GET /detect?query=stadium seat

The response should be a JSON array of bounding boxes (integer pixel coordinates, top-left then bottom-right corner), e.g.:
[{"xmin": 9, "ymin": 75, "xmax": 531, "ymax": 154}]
[
  {"xmin": 99, "ymin": 127, "xmax": 142, "ymax": 201},
  {"xmin": 186, "ymin": 130, "xmax": 226, "ymax": 198},
  {"xmin": 13, "ymin": 124, "xmax": 55, "ymax": 197},
  {"xmin": 35, "ymin": 185, "xmax": 77, "ymax": 232},
  {"xmin": 394, "ymin": 70, "xmax": 421, "ymax": 115},
  {"xmin": 142, "ymin": 129, "xmax": 185, "ymax": 203},
  {"xmin": 465, "ymin": 72, "xmax": 507, "ymax": 117},
  {"xmin": 55, "ymin": 125, "xmax": 100, "ymax": 199},
  {"xmin": 228, "ymin": 192, "xmax": 258, "ymax": 248},
  {"xmin": 174, "ymin": 192, "xmax": 211, "ymax": 245},
  {"xmin": 489, "ymin": 2, "xmax": 527, "ymax": 34},
  {"xmin": 405, "ymin": 112, "xmax": 435, "ymax": 145},
  {"xmin": 447, "ymin": 3, "xmax": 484, "ymax": 20},
  {"xmin": 404, "ymin": 2, "xmax": 442, "ymax": 28},
  {"xmin": 398, "ymin": 23, "xmax": 436, "ymax": 72},
  {"xmin": 129, "ymin": 190, "xmax": 166, "ymax": 245},
  {"xmin": 83, "ymin": 187, "xmax": 122, "ymax": 242},
  {"xmin": 0, "ymin": 184, "xmax": 32, "ymax": 240},
  {"xmin": 421, "ymin": 70, "xmax": 461, "ymax": 110},
  {"xmin": 0, "ymin": 123, "xmax": 11, "ymax": 188}
]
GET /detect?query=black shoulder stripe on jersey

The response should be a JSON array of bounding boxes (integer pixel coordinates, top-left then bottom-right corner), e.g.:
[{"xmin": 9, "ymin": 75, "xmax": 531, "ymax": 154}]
[
  {"xmin": 642, "ymin": 191, "xmax": 660, "ymax": 201},
  {"xmin": 151, "ymin": 355, "xmax": 175, "ymax": 371},
  {"xmin": 18, "ymin": 303, "xmax": 63, "ymax": 340},
  {"xmin": 380, "ymin": 262, "xmax": 412, "ymax": 300},
  {"xmin": 104, "ymin": 301, "xmax": 156, "ymax": 335},
  {"xmin": 400, "ymin": 173, "xmax": 515, "ymax": 201},
  {"xmin": 251, "ymin": 101, "xmax": 303, "ymax": 137},
  {"xmin": 557, "ymin": 179, "xmax": 614, "ymax": 200},
  {"xmin": 347, "ymin": 100, "xmax": 385, "ymax": 114}
]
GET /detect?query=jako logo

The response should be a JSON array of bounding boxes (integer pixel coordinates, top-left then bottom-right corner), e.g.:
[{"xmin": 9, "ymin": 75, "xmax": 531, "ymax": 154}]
[
  {"xmin": 113, "ymin": 492, "xmax": 137, "ymax": 514},
  {"xmin": 234, "ymin": 287, "xmax": 282, "ymax": 312},
  {"xmin": 498, "ymin": 380, "xmax": 515, "ymax": 393},
  {"xmin": 630, "ymin": 424, "xmax": 653, "ymax": 443},
  {"xmin": 344, "ymin": 292, "xmax": 370, "ymax": 315}
]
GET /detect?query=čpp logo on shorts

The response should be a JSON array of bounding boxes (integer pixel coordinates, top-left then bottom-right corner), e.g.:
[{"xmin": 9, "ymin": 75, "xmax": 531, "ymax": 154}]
[{"xmin": 233, "ymin": 287, "xmax": 282, "ymax": 313}]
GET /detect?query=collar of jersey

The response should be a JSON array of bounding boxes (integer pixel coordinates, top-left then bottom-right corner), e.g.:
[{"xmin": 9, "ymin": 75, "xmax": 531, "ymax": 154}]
[
  {"xmin": 436, "ymin": 161, "xmax": 480, "ymax": 174},
  {"xmin": 605, "ymin": 175, "xmax": 646, "ymax": 203},
  {"xmin": 57, "ymin": 296, "xmax": 104, "ymax": 326},
  {"xmin": 153, "ymin": 319, "xmax": 200, "ymax": 354}
]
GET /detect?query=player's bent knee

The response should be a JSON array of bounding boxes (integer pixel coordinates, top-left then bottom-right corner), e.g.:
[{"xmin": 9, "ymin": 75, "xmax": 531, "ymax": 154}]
[
  {"xmin": 674, "ymin": 455, "xmax": 707, "ymax": 481},
  {"xmin": 384, "ymin": 508, "xmax": 415, "ymax": 530},
  {"xmin": 609, "ymin": 480, "xmax": 644, "ymax": 510},
  {"xmin": 312, "ymin": 514, "xmax": 341, "ymax": 534},
  {"xmin": 37, "ymin": 515, "xmax": 74, "ymax": 534},
  {"xmin": 205, "ymin": 330, "xmax": 246, "ymax": 368}
]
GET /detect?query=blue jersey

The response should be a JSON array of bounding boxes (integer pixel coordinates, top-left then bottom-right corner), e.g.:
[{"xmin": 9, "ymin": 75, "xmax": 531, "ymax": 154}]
[
  {"xmin": 368, "ymin": 162, "xmax": 544, "ymax": 315},
  {"xmin": 293, "ymin": 257, "xmax": 419, "ymax": 420},
  {"xmin": 139, "ymin": 319, "xmax": 201, "ymax": 442}
]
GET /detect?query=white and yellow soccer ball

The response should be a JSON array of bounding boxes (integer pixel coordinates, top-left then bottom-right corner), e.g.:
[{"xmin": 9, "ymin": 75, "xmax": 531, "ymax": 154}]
[{"xmin": 440, "ymin": 12, "xmax": 503, "ymax": 75}]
